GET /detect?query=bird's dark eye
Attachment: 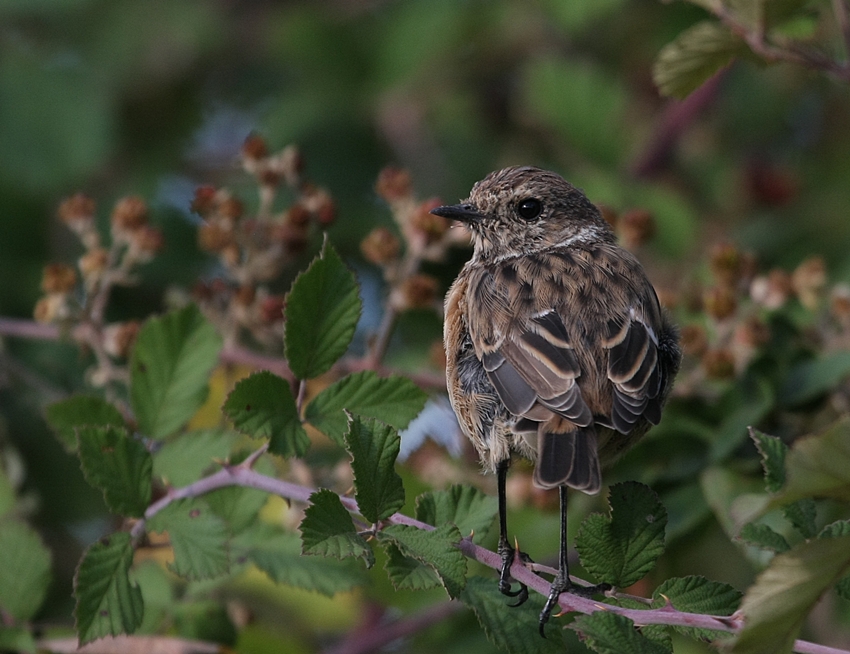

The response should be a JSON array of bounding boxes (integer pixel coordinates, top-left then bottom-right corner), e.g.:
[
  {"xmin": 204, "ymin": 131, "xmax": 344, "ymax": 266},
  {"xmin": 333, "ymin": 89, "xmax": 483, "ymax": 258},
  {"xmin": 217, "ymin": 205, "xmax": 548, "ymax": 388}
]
[{"xmin": 517, "ymin": 198, "xmax": 542, "ymax": 221}]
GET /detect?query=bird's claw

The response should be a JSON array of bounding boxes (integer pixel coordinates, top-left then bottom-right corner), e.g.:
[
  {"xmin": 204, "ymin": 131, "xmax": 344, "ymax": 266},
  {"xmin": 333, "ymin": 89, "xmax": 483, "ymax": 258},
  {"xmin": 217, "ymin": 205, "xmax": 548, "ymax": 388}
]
[
  {"xmin": 538, "ymin": 581, "xmax": 612, "ymax": 637},
  {"xmin": 497, "ymin": 540, "xmax": 532, "ymax": 606}
]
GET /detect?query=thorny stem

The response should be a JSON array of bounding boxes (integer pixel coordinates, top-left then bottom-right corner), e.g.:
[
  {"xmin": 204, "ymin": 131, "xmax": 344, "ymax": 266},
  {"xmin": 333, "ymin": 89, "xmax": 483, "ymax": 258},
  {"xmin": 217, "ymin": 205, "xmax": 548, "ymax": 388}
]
[{"xmin": 127, "ymin": 463, "xmax": 849, "ymax": 654}]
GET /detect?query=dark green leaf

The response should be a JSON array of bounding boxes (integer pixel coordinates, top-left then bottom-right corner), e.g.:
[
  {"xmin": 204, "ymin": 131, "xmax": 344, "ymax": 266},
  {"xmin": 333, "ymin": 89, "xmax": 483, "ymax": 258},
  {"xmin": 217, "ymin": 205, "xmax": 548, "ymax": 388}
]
[
  {"xmin": 738, "ymin": 523, "xmax": 790, "ymax": 553},
  {"xmin": 77, "ymin": 425, "xmax": 152, "ymax": 518},
  {"xmin": 652, "ymin": 575, "xmax": 742, "ymax": 640},
  {"xmin": 0, "ymin": 519, "xmax": 52, "ymax": 621},
  {"xmin": 204, "ymin": 483, "xmax": 269, "ymax": 533},
  {"xmin": 305, "ymin": 370, "xmax": 427, "ymax": 446},
  {"xmin": 45, "ymin": 395, "xmax": 125, "ymax": 452},
  {"xmin": 575, "ymin": 612, "xmax": 672, "ymax": 654},
  {"xmin": 461, "ymin": 576, "xmax": 568, "ymax": 654},
  {"xmin": 415, "ymin": 484, "xmax": 498, "ymax": 544},
  {"xmin": 233, "ymin": 523, "xmax": 366, "ymax": 596},
  {"xmin": 711, "ymin": 377, "xmax": 774, "ymax": 462},
  {"xmin": 146, "ymin": 499, "xmax": 229, "ymax": 580},
  {"xmin": 653, "ymin": 21, "xmax": 747, "ymax": 99},
  {"xmin": 344, "ymin": 415, "xmax": 405, "ymax": 523},
  {"xmin": 130, "ymin": 304, "xmax": 222, "ymax": 439},
  {"xmin": 575, "ymin": 482, "xmax": 667, "ymax": 588},
  {"xmin": 222, "ymin": 371, "xmax": 309, "ymax": 458},
  {"xmin": 382, "ymin": 542, "xmax": 441, "ymax": 591},
  {"xmin": 783, "ymin": 499, "xmax": 818, "ymax": 539},
  {"xmin": 771, "ymin": 416, "xmax": 850, "ymax": 506},
  {"xmin": 0, "ymin": 626, "xmax": 36, "ymax": 653},
  {"xmin": 379, "ymin": 523, "xmax": 466, "ymax": 599},
  {"xmin": 301, "ymin": 489, "xmax": 375, "ymax": 567},
  {"xmin": 731, "ymin": 535, "xmax": 850, "ymax": 654},
  {"xmin": 819, "ymin": 520, "xmax": 850, "ymax": 598},
  {"xmin": 284, "ymin": 241, "xmax": 361, "ymax": 380},
  {"xmin": 74, "ymin": 532, "xmax": 144, "ymax": 645},
  {"xmin": 780, "ymin": 351, "xmax": 850, "ymax": 406},
  {"xmin": 152, "ymin": 429, "xmax": 237, "ymax": 487},
  {"xmin": 750, "ymin": 428, "xmax": 787, "ymax": 493}
]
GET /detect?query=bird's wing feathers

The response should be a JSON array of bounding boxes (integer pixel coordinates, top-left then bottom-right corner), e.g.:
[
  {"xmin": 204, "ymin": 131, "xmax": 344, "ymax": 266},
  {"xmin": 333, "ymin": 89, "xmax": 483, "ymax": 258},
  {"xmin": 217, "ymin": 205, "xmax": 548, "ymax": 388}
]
[{"xmin": 469, "ymin": 249, "xmax": 664, "ymax": 435}]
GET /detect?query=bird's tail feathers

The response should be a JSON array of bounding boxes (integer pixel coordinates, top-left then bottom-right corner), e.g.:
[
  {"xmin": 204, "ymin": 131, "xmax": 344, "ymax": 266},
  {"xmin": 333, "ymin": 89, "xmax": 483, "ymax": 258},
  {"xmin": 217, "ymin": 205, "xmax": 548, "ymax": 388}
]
[{"xmin": 533, "ymin": 425, "xmax": 601, "ymax": 494}]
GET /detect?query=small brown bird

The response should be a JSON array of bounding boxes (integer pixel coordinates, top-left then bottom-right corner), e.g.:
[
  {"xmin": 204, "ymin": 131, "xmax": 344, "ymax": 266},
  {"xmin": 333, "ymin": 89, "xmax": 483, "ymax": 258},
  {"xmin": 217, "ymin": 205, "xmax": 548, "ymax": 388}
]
[{"xmin": 433, "ymin": 167, "xmax": 680, "ymax": 635}]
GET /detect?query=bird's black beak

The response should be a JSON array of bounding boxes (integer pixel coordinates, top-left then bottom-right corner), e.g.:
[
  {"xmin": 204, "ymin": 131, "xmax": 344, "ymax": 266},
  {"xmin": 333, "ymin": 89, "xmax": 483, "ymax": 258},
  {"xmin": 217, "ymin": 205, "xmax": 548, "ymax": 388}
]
[{"xmin": 430, "ymin": 203, "xmax": 484, "ymax": 224}]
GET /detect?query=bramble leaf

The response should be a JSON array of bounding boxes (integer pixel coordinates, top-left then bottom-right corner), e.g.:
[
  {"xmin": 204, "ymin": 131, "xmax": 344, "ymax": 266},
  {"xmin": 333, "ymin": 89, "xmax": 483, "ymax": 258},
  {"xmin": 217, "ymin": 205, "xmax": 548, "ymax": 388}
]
[
  {"xmin": 305, "ymin": 371, "xmax": 427, "ymax": 446},
  {"xmin": 382, "ymin": 542, "xmax": 441, "ymax": 591},
  {"xmin": 344, "ymin": 415, "xmax": 405, "ymax": 523},
  {"xmin": 653, "ymin": 21, "xmax": 747, "ymax": 99},
  {"xmin": 77, "ymin": 425, "xmax": 152, "ymax": 518},
  {"xmin": 223, "ymin": 371, "xmax": 309, "ymax": 458},
  {"xmin": 750, "ymin": 428, "xmax": 786, "ymax": 493},
  {"xmin": 284, "ymin": 241, "xmax": 361, "ymax": 380},
  {"xmin": 461, "ymin": 576, "xmax": 568, "ymax": 653},
  {"xmin": 45, "ymin": 395, "xmax": 125, "ymax": 452},
  {"xmin": 576, "ymin": 482, "xmax": 667, "ymax": 588},
  {"xmin": 147, "ymin": 499, "xmax": 229, "ymax": 580},
  {"xmin": 0, "ymin": 519, "xmax": 52, "ymax": 621},
  {"xmin": 731, "ymin": 535, "xmax": 850, "ymax": 654},
  {"xmin": 379, "ymin": 523, "xmax": 466, "ymax": 598},
  {"xmin": 301, "ymin": 489, "xmax": 375, "ymax": 567},
  {"xmin": 575, "ymin": 612, "xmax": 672, "ymax": 654},
  {"xmin": 152, "ymin": 429, "xmax": 236, "ymax": 487},
  {"xmin": 74, "ymin": 532, "xmax": 144, "ymax": 645},
  {"xmin": 130, "ymin": 304, "xmax": 222, "ymax": 439},
  {"xmin": 415, "ymin": 484, "xmax": 498, "ymax": 544},
  {"xmin": 233, "ymin": 523, "xmax": 366, "ymax": 596},
  {"xmin": 738, "ymin": 523, "xmax": 790, "ymax": 553},
  {"xmin": 652, "ymin": 575, "xmax": 742, "ymax": 640}
]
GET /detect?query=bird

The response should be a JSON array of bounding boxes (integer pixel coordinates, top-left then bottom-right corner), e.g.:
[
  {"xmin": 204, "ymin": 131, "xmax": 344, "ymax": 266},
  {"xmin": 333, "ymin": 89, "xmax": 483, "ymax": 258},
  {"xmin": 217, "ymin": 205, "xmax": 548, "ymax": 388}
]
[{"xmin": 433, "ymin": 166, "xmax": 681, "ymax": 635}]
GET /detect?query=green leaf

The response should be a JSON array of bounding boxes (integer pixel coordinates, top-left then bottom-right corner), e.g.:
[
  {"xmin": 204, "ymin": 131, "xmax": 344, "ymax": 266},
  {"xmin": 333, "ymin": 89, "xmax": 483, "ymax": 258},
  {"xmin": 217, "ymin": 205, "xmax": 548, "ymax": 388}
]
[
  {"xmin": 0, "ymin": 519, "xmax": 52, "ymax": 621},
  {"xmin": 731, "ymin": 535, "xmax": 850, "ymax": 654},
  {"xmin": 0, "ymin": 626, "xmax": 36, "ymax": 653},
  {"xmin": 233, "ymin": 523, "xmax": 366, "ymax": 596},
  {"xmin": 575, "ymin": 482, "xmax": 667, "ymax": 588},
  {"xmin": 771, "ymin": 416, "xmax": 850, "ymax": 506},
  {"xmin": 222, "ymin": 371, "xmax": 309, "ymax": 458},
  {"xmin": 780, "ymin": 351, "xmax": 850, "ymax": 406},
  {"xmin": 819, "ymin": 521, "xmax": 850, "ymax": 600},
  {"xmin": 652, "ymin": 575, "xmax": 742, "ymax": 640},
  {"xmin": 204, "ymin": 483, "xmax": 269, "ymax": 533},
  {"xmin": 415, "ymin": 484, "xmax": 498, "ymax": 544},
  {"xmin": 653, "ymin": 21, "xmax": 747, "ymax": 99},
  {"xmin": 300, "ymin": 489, "xmax": 375, "ymax": 567},
  {"xmin": 147, "ymin": 499, "xmax": 229, "ymax": 580},
  {"xmin": 379, "ymin": 523, "xmax": 467, "ymax": 599},
  {"xmin": 382, "ymin": 542, "xmax": 442, "ymax": 591},
  {"xmin": 574, "ymin": 612, "xmax": 672, "ymax": 654},
  {"xmin": 305, "ymin": 371, "xmax": 427, "ymax": 447},
  {"xmin": 45, "ymin": 395, "xmax": 125, "ymax": 452},
  {"xmin": 284, "ymin": 241, "xmax": 361, "ymax": 380},
  {"xmin": 74, "ymin": 532, "xmax": 144, "ymax": 646},
  {"xmin": 711, "ymin": 377, "xmax": 774, "ymax": 462},
  {"xmin": 461, "ymin": 576, "xmax": 568, "ymax": 654},
  {"xmin": 738, "ymin": 523, "xmax": 790, "ymax": 553},
  {"xmin": 750, "ymin": 428, "xmax": 786, "ymax": 493},
  {"xmin": 130, "ymin": 304, "xmax": 222, "ymax": 439},
  {"xmin": 77, "ymin": 425, "xmax": 152, "ymax": 518},
  {"xmin": 783, "ymin": 499, "xmax": 818, "ymax": 539},
  {"xmin": 344, "ymin": 415, "xmax": 405, "ymax": 523},
  {"xmin": 153, "ymin": 429, "xmax": 237, "ymax": 487}
]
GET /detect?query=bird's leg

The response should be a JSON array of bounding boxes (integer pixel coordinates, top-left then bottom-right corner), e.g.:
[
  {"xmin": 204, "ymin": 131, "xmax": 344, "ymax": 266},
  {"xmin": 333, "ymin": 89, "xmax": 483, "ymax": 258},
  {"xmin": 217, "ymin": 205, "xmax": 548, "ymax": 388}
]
[
  {"xmin": 496, "ymin": 458, "xmax": 530, "ymax": 606},
  {"xmin": 538, "ymin": 486, "xmax": 611, "ymax": 637}
]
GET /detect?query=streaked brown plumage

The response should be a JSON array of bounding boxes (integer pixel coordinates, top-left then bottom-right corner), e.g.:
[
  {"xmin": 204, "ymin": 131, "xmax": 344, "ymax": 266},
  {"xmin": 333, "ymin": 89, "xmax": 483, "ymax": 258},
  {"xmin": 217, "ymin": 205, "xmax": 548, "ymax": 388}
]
[{"xmin": 435, "ymin": 166, "xmax": 680, "ymax": 634}]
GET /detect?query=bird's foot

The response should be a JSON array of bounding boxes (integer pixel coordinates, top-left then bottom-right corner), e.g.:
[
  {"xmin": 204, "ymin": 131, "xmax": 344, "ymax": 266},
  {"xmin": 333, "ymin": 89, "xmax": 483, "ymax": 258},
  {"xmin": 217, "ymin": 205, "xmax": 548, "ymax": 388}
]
[
  {"xmin": 497, "ymin": 538, "xmax": 533, "ymax": 606},
  {"xmin": 538, "ymin": 579, "xmax": 611, "ymax": 637}
]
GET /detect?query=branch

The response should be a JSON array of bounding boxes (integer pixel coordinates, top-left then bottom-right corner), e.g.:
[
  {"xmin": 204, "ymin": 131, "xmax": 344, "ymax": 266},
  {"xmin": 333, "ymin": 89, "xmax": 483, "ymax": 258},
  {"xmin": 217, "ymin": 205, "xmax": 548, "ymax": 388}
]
[
  {"xmin": 127, "ymin": 461, "xmax": 850, "ymax": 654},
  {"xmin": 0, "ymin": 316, "xmax": 447, "ymax": 391}
]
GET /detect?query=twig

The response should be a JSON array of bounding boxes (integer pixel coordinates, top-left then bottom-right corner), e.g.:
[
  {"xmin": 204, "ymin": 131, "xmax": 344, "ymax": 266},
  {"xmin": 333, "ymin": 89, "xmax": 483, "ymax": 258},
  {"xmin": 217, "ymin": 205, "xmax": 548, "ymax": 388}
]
[
  {"xmin": 126, "ymin": 463, "xmax": 850, "ymax": 653},
  {"xmin": 324, "ymin": 601, "xmax": 463, "ymax": 654}
]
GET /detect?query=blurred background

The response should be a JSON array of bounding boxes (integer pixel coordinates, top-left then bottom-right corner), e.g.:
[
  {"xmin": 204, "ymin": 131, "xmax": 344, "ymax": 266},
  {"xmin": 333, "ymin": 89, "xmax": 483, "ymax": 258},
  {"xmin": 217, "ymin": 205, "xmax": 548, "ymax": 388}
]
[{"xmin": 3, "ymin": 0, "xmax": 850, "ymax": 652}]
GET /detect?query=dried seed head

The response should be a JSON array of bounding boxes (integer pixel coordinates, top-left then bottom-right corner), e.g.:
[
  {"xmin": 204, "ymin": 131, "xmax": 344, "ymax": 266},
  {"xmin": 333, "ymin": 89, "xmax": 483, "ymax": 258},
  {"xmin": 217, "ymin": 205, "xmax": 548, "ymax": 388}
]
[
  {"xmin": 750, "ymin": 269, "xmax": 792, "ymax": 310},
  {"xmin": 218, "ymin": 196, "xmax": 244, "ymax": 222},
  {"xmin": 792, "ymin": 256, "xmax": 827, "ymax": 310},
  {"xmin": 111, "ymin": 196, "xmax": 149, "ymax": 234},
  {"xmin": 830, "ymin": 284, "xmax": 850, "ymax": 325},
  {"xmin": 680, "ymin": 324, "xmax": 708, "ymax": 358},
  {"xmin": 234, "ymin": 284, "xmax": 256, "ymax": 307},
  {"xmin": 709, "ymin": 242, "xmax": 742, "ymax": 288},
  {"xmin": 198, "ymin": 222, "xmax": 235, "ymax": 253},
  {"xmin": 79, "ymin": 248, "xmax": 109, "ymax": 279},
  {"xmin": 286, "ymin": 203, "xmax": 311, "ymax": 227},
  {"xmin": 41, "ymin": 263, "xmax": 78, "ymax": 294},
  {"xmin": 103, "ymin": 321, "xmax": 140, "ymax": 359},
  {"xmin": 360, "ymin": 227, "xmax": 401, "ymax": 265},
  {"xmin": 191, "ymin": 185, "xmax": 219, "ymax": 216},
  {"xmin": 58, "ymin": 193, "xmax": 96, "ymax": 233},
  {"xmin": 703, "ymin": 286, "xmax": 737, "ymax": 321},
  {"xmin": 618, "ymin": 209, "xmax": 655, "ymax": 249},
  {"xmin": 375, "ymin": 166, "xmax": 413, "ymax": 203},
  {"xmin": 702, "ymin": 348, "xmax": 736, "ymax": 379},
  {"xmin": 400, "ymin": 274, "xmax": 439, "ymax": 309},
  {"xmin": 133, "ymin": 226, "xmax": 164, "ymax": 260},
  {"xmin": 410, "ymin": 198, "xmax": 449, "ymax": 243},
  {"xmin": 260, "ymin": 295, "xmax": 286, "ymax": 324},
  {"xmin": 734, "ymin": 315, "xmax": 771, "ymax": 349},
  {"xmin": 242, "ymin": 134, "xmax": 269, "ymax": 161}
]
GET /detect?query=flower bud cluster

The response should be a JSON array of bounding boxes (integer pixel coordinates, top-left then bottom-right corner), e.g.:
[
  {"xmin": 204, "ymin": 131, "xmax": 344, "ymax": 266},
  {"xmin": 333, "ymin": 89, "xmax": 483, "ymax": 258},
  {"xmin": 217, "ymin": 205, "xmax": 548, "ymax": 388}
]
[{"xmin": 192, "ymin": 135, "xmax": 333, "ymax": 347}]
